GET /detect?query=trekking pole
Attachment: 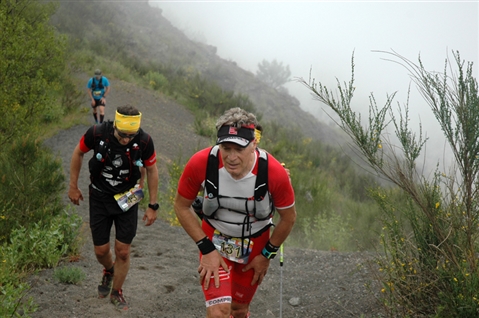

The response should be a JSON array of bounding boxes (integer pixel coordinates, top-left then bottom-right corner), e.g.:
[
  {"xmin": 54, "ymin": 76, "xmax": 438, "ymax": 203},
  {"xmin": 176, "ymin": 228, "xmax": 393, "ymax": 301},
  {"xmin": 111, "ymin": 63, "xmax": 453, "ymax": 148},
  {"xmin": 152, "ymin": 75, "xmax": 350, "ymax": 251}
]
[{"xmin": 279, "ymin": 243, "xmax": 284, "ymax": 318}]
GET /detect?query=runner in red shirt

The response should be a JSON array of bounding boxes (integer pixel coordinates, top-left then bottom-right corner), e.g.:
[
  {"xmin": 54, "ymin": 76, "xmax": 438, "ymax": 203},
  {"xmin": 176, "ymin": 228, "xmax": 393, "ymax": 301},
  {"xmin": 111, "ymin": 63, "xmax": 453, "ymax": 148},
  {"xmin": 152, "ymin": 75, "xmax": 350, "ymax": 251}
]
[{"xmin": 175, "ymin": 107, "xmax": 296, "ymax": 318}]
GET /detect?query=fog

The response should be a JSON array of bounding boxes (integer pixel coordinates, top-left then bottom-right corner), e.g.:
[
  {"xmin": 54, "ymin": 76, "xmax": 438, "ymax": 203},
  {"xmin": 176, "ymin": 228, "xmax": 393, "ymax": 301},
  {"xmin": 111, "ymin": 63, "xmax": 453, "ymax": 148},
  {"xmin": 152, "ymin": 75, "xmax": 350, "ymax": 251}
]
[{"xmin": 152, "ymin": 0, "xmax": 478, "ymax": 173}]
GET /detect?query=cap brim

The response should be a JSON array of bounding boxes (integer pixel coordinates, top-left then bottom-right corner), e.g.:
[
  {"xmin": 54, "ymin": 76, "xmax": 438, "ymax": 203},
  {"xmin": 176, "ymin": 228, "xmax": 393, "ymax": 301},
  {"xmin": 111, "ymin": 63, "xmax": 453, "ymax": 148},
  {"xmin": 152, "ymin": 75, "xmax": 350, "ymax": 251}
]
[{"xmin": 217, "ymin": 136, "xmax": 250, "ymax": 147}]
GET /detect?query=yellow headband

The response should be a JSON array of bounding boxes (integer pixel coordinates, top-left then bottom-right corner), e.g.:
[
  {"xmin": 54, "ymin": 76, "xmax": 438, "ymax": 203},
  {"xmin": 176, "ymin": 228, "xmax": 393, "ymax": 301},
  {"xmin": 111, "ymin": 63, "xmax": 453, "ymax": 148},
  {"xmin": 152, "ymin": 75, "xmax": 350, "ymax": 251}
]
[
  {"xmin": 254, "ymin": 128, "xmax": 262, "ymax": 144},
  {"xmin": 114, "ymin": 110, "xmax": 142, "ymax": 133}
]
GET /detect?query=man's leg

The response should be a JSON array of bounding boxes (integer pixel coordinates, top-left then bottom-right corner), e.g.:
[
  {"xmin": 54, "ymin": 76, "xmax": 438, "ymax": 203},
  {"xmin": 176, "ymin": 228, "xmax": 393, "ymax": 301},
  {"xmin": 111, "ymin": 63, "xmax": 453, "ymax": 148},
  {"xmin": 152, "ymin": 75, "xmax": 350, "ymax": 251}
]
[
  {"xmin": 111, "ymin": 239, "xmax": 131, "ymax": 291},
  {"xmin": 230, "ymin": 302, "xmax": 250, "ymax": 318},
  {"xmin": 94, "ymin": 242, "xmax": 113, "ymax": 269},
  {"xmin": 206, "ymin": 303, "xmax": 231, "ymax": 318},
  {"xmin": 91, "ymin": 102, "xmax": 99, "ymax": 124},
  {"xmin": 98, "ymin": 105, "xmax": 105, "ymax": 123},
  {"xmin": 94, "ymin": 242, "xmax": 115, "ymax": 298},
  {"xmin": 109, "ymin": 240, "xmax": 131, "ymax": 310}
]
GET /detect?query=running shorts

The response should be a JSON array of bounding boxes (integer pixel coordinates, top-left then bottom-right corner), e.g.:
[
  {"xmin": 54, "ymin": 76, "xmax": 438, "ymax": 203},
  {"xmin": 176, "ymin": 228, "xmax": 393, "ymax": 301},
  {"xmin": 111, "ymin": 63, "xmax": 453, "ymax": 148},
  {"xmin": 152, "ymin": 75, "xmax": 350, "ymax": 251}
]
[
  {"xmin": 89, "ymin": 185, "xmax": 138, "ymax": 246},
  {"xmin": 91, "ymin": 98, "xmax": 106, "ymax": 108},
  {"xmin": 201, "ymin": 220, "xmax": 270, "ymax": 306}
]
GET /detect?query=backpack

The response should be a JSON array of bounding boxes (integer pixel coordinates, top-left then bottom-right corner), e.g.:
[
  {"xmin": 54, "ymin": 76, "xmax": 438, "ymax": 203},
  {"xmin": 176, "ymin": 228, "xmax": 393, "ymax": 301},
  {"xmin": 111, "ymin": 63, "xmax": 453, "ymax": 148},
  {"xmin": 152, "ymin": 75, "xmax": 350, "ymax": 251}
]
[
  {"xmin": 88, "ymin": 121, "xmax": 145, "ymax": 183},
  {"xmin": 91, "ymin": 76, "xmax": 104, "ymax": 91},
  {"xmin": 198, "ymin": 145, "xmax": 273, "ymax": 220}
]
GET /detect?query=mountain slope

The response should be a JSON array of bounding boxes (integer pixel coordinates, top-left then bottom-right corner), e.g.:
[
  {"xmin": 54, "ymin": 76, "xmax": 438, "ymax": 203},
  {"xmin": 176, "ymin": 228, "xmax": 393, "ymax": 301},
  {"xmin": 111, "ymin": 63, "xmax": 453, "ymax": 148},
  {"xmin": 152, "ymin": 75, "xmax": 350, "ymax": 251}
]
[{"xmin": 52, "ymin": 0, "xmax": 346, "ymax": 145}]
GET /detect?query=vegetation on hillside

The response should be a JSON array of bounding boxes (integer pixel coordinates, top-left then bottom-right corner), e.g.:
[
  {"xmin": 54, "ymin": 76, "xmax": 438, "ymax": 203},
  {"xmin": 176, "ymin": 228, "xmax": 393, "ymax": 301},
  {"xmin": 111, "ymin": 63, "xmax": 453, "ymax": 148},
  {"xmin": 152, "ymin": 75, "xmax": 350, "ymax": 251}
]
[
  {"xmin": 299, "ymin": 51, "xmax": 479, "ymax": 317},
  {"xmin": 0, "ymin": 1, "xmax": 82, "ymax": 316}
]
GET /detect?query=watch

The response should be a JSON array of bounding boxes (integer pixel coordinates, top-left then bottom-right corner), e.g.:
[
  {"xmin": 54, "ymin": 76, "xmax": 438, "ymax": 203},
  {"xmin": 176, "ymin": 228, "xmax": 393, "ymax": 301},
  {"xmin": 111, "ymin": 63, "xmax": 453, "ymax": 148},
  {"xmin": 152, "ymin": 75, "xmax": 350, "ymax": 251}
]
[{"xmin": 148, "ymin": 203, "xmax": 159, "ymax": 211}]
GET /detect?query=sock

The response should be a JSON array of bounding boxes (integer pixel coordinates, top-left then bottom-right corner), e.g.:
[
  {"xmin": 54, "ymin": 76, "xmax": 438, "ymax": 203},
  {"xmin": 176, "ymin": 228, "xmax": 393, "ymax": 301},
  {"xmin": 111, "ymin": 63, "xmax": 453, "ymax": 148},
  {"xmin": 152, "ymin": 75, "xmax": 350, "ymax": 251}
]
[
  {"xmin": 93, "ymin": 113, "xmax": 98, "ymax": 123},
  {"xmin": 107, "ymin": 265, "xmax": 114, "ymax": 274},
  {"xmin": 100, "ymin": 114, "xmax": 105, "ymax": 123}
]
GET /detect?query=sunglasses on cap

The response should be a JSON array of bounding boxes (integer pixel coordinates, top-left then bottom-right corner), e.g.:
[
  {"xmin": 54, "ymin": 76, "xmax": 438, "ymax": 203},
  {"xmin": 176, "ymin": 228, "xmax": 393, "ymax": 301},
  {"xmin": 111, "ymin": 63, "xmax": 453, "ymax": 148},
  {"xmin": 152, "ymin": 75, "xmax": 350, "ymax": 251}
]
[{"xmin": 115, "ymin": 128, "xmax": 139, "ymax": 139}]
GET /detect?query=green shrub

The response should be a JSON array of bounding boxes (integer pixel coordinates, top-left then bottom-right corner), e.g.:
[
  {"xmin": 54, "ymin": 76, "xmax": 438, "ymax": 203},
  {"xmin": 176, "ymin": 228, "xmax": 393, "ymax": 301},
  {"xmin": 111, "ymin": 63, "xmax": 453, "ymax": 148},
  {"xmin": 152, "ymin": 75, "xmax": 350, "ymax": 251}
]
[
  {"xmin": 0, "ymin": 136, "xmax": 65, "ymax": 242},
  {"xmin": 54, "ymin": 266, "xmax": 86, "ymax": 284},
  {"xmin": 299, "ymin": 51, "xmax": 479, "ymax": 316},
  {"xmin": 7, "ymin": 223, "xmax": 63, "ymax": 270},
  {"xmin": 145, "ymin": 71, "xmax": 169, "ymax": 90},
  {"xmin": 193, "ymin": 109, "xmax": 217, "ymax": 138},
  {"xmin": 0, "ymin": 282, "xmax": 37, "ymax": 318},
  {"xmin": 0, "ymin": 211, "xmax": 80, "ymax": 317}
]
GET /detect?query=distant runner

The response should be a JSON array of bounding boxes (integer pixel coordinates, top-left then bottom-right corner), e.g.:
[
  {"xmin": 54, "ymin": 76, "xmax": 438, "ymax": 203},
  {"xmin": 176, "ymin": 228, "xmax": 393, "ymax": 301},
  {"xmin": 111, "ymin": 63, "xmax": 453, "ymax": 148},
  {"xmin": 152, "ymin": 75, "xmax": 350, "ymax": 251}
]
[{"xmin": 87, "ymin": 69, "xmax": 110, "ymax": 124}]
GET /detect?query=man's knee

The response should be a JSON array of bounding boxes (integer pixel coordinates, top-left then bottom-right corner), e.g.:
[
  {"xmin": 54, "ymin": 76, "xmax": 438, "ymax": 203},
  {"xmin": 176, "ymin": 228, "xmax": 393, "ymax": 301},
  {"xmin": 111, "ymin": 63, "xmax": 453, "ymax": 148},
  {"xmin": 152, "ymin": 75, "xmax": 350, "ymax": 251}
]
[
  {"xmin": 94, "ymin": 243, "xmax": 110, "ymax": 258},
  {"xmin": 114, "ymin": 241, "xmax": 131, "ymax": 261},
  {"xmin": 207, "ymin": 303, "xmax": 230, "ymax": 318},
  {"xmin": 231, "ymin": 303, "xmax": 249, "ymax": 318}
]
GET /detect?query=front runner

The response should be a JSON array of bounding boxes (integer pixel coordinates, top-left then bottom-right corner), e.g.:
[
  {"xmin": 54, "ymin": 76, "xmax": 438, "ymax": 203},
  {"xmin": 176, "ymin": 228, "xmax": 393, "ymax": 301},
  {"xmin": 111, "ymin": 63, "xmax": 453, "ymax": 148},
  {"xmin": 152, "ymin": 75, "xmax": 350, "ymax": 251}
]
[
  {"xmin": 68, "ymin": 105, "xmax": 159, "ymax": 311},
  {"xmin": 174, "ymin": 107, "xmax": 296, "ymax": 318}
]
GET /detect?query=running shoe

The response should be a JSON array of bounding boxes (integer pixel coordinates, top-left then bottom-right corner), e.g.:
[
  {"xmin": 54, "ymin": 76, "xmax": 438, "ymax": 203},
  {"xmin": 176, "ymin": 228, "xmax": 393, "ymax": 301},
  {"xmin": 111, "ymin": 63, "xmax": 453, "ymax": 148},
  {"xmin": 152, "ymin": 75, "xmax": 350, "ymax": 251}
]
[
  {"xmin": 110, "ymin": 289, "xmax": 129, "ymax": 310},
  {"xmin": 97, "ymin": 268, "xmax": 114, "ymax": 298}
]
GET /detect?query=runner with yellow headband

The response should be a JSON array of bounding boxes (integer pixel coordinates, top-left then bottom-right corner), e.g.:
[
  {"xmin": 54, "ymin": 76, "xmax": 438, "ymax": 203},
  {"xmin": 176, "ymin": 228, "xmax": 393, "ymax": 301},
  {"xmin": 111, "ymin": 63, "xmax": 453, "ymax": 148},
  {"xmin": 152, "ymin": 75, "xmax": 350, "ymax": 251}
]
[
  {"xmin": 114, "ymin": 110, "xmax": 142, "ymax": 133},
  {"xmin": 68, "ymin": 105, "xmax": 159, "ymax": 312}
]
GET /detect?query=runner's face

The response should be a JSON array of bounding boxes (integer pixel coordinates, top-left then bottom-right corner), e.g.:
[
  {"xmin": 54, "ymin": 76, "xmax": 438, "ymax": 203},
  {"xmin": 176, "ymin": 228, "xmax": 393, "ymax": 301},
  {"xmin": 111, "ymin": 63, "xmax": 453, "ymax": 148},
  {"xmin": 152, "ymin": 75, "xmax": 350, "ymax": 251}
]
[
  {"xmin": 114, "ymin": 128, "xmax": 138, "ymax": 145},
  {"xmin": 219, "ymin": 142, "xmax": 255, "ymax": 179}
]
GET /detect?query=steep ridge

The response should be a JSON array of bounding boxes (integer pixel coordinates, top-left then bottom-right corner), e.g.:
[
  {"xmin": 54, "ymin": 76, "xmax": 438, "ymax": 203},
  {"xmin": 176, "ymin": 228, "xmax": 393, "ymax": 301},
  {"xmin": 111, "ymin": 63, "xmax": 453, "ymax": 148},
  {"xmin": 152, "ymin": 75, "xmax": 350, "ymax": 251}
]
[{"xmin": 52, "ymin": 0, "xmax": 346, "ymax": 145}]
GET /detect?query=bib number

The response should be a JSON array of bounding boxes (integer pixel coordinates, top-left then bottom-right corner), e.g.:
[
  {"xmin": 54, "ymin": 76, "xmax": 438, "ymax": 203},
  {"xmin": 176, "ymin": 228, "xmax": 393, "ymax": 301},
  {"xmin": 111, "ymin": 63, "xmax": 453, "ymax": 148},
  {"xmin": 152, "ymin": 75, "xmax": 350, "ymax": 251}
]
[
  {"xmin": 113, "ymin": 186, "xmax": 144, "ymax": 212},
  {"xmin": 93, "ymin": 90, "xmax": 102, "ymax": 96},
  {"xmin": 212, "ymin": 230, "xmax": 253, "ymax": 264}
]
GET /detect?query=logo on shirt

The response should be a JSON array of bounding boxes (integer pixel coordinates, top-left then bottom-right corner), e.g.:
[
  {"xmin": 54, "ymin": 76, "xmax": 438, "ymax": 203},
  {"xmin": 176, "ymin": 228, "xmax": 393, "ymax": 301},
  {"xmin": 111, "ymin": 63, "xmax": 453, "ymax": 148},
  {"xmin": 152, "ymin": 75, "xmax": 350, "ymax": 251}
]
[{"xmin": 112, "ymin": 154, "xmax": 123, "ymax": 168}]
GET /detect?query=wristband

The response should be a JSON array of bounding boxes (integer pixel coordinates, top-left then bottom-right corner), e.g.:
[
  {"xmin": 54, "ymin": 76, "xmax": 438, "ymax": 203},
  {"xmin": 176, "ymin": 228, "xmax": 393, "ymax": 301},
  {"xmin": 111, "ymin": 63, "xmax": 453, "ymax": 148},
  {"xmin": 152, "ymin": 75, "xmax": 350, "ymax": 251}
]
[
  {"xmin": 196, "ymin": 236, "xmax": 216, "ymax": 255},
  {"xmin": 261, "ymin": 241, "xmax": 280, "ymax": 259}
]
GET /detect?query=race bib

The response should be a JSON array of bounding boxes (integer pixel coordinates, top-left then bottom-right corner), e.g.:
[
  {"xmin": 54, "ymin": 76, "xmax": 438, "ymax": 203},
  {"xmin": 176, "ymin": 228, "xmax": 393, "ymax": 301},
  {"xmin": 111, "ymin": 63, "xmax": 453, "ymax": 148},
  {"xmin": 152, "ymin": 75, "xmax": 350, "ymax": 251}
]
[
  {"xmin": 212, "ymin": 230, "xmax": 253, "ymax": 264},
  {"xmin": 93, "ymin": 90, "xmax": 101, "ymax": 96},
  {"xmin": 114, "ymin": 186, "xmax": 144, "ymax": 212}
]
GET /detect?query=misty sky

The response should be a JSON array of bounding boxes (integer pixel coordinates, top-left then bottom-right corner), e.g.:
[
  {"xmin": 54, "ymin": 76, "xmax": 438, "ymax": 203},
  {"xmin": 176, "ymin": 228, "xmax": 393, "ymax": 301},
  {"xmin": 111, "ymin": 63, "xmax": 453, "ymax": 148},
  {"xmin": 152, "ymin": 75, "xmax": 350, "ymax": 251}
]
[{"xmin": 152, "ymin": 1, "xmax": 478, "ymax": 167}]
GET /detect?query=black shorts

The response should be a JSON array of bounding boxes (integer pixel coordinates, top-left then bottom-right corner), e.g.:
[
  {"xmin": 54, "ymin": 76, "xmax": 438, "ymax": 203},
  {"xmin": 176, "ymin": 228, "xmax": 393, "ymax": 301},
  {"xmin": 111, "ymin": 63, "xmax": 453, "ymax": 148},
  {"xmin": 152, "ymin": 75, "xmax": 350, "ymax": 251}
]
[
  {"xmin": 92, "ymin": 98, "xmax": 106, "ymax": 108},
  {"xmin": 89, "ymin": 185, "xmax": 138, "ymax": 246}
]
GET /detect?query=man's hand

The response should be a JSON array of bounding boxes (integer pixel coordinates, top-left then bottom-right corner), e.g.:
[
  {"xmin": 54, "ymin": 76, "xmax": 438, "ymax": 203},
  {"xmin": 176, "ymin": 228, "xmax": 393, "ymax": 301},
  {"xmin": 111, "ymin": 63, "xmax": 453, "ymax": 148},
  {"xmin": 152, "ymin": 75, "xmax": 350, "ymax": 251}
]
[
  {"xmin": 142, "ymin": 208, "xmax": 157, "ymax": 226},
  {"xmin": 242, "ymin": 254, "xmax": 270, "ymax": 286},
  {"xmin": 197, "ymin": 251, "xmax": 229, "ymax": 290},
  {"xmin": 68, "ymin": 186, "xmax": 83, "ymax": 205}
]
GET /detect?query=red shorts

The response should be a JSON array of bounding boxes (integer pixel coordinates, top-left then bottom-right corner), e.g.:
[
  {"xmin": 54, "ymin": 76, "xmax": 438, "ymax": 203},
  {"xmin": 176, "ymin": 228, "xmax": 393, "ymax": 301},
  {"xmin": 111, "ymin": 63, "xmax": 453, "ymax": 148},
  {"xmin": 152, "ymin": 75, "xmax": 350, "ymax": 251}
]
[{"xmin": 201, "ymin": 220, "xmax": 270, "ymax": 307}]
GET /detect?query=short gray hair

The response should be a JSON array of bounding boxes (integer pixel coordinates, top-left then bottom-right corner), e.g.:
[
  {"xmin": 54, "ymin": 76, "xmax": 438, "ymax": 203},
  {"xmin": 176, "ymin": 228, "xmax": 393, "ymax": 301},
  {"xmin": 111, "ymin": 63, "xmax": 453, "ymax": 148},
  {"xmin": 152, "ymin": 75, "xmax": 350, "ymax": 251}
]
[{"xmin": 215, "ymin": 107, "xmax": 258, "ymax": 130}]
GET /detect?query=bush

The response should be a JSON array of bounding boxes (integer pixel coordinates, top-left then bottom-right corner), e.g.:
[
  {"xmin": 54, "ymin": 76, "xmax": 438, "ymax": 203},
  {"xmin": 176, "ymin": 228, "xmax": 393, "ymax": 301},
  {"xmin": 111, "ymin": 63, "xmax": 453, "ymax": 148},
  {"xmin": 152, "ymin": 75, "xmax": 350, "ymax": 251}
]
[
  {"xmin": 0, "ymin": 282, "xmax": 37, "ymax": 318},
  {"xmin": 54, "ymin": 266, "xmax": 86, "ymax": 284},
  {"xmin": 145, "ymin": 71, "xmax": 169, "ymax": 90},
  {"xmin": 0, "ymin": 136, "xmax": 65, "ymax": 242},
  {"xmin": 4, "ymin": 212, "xmax": 81, "ymax": 271},
  {"xmin": 299, "ymin": 51, "xmax": 479, "ymax": 316},
  {"xmin": 0, "ymin": 211, "xmax": 81, "ymax": 317}
]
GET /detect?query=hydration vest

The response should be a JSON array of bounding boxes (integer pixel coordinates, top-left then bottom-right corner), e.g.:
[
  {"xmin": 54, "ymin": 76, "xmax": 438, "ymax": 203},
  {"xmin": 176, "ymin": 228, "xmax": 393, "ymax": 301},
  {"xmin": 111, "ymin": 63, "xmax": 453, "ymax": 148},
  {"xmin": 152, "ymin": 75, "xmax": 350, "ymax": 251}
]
[
  {"xmin": 88, "ymin": 121, "xmax": 144, "ymax": 186},
  {"xmin": 201, "ymin": 145, "xmax": 274, "ymax": 223},
  {"xmin": 91, "ymin": 77, "xmax": 104, "ymax": 91}
]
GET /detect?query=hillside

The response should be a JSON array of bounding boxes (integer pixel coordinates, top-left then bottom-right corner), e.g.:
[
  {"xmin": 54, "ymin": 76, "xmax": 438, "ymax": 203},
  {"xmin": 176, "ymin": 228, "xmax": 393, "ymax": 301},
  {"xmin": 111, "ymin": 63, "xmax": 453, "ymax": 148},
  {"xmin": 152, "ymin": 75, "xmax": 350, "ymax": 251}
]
[{"xmin": 51, "ymin": 0, "xmax": 346, "ymax": 145}]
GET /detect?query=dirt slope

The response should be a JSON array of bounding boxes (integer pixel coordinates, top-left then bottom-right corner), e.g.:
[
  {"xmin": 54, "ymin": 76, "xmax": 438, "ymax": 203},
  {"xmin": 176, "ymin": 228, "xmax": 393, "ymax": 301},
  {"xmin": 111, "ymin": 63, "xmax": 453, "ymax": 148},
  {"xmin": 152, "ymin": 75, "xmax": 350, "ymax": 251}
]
[{"xmin": 31, "ymin": 76, "xmax": 385, "ymax": 318}]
